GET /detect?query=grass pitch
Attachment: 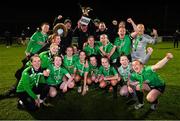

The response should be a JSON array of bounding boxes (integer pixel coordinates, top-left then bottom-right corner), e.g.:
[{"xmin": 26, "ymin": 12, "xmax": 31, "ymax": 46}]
[{"xmin": 0, "ymin": 41, "xmax": 180, "ymax": 120}]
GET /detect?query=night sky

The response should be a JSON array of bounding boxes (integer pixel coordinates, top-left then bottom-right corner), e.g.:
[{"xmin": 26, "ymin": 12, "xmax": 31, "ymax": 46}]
[{"xmin": 0, "ymin": 0, "xmax": 179, "ymax": 36}]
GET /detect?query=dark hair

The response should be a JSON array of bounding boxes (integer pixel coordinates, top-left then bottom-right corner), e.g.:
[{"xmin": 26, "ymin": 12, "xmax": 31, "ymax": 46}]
[
  {"xmin": 53, "ymin": 55, "xmax": 63, "ymax": 62},
  {"xmin": 101, "ymin": 56, "xmax": 110, "ymax": 63},
  {"xmin": 88, "ymin": 35, "xmax": 95, "ymax": 40},
  {"xmin": 64, "ymin": 19, "xmax": 72, "ymax": 24},
  {"xmin": 41, "ymin": 22, "xmax": 50, "ymax": 27},
  {"xmin": 30, "ymin": 54, "xmax": 40, "ymax": 62},
  {"xmin": 79, "ymin": 50, "xmax": 86, "ymax": 55},
  {"xmin": 132, "ymin": 59, "xmax": 143, "ymax": 65},
  {"xmin": 66, "ymin": 46, "xmax": 74, "ymax": 52},
  {"xmin": 93, "ymin": 19, "xmax": 100, "ymax": 23}
]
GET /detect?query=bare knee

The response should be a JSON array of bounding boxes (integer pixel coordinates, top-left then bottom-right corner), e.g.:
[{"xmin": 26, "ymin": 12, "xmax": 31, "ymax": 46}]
[
  {"xmin": 74, "ymin": 75, "xmax": 81, "ymax": 82},
  {"xmin": 120, "ymin": 86, "xmax": 128, "ymax": 96},
  {"xmin": 110, "ymin": 79, "xmax": 117, "ymax": 86},
  {"xmin": 146, "ymin": 95, "xmax": 156, "ymax": 103},
  {"xmin": 100, "ymin": 81, "xmax": 106, "ymax": 88},
  {"xmin": 87, "ymin": 78, "xmax": 92, "ymax": 85},
  {"xmin": 68, "ymin": 82, "xmax": 75, "ymax": 89},
  {"xmin": 120, "ymin": 89, "xmax": 128, "ymax": 96},
  {"xmin": 49, "ymin": 87, "xmax": 57, "ymax": 98}
]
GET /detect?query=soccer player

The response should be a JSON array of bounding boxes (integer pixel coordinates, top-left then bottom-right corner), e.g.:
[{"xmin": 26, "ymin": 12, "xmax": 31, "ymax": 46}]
[
  {"xmin": 114, "ymin": 27, "xmax": 137, "ymax": 62},
  {"xmin": 131, "ymin": 23, "xmax": 158, "ymax": 63},
  {"xmin": 72, "ymin": 44, "xmax": 80, "ymax": 56},
  {"xmin": 16, "ymin": 55, "xmax": 50, "ymax": 111},
  {"xmin": 118, "ymin": 55, "xmax": 135, "ymax": 97},
  {"xmin": 118, "ymin": 47, "xmax": 153, "ymax": 97},
  {"xmin": 131, "ymin": 53, "xmax": 173, "ymax": 110},
  {"xmin": 83, "ymin": 35, "xmax": 100, "ymax": 57},
  {"xmin": 74, "ymin": 51, "xmax": 89, "ymax": 95},
  {"xmin": 25, "ymin": 22, "xmax": 50, "ymax": 57},
  {"xmin": 63, "ymin": 46, "xmax": 78, "ymax": 78},
  {"xmin": 47, "ymin": 56, "xmax": 74, "ymax": 98},
  {"xmin": 39, "ymin": 43, "xmax": 59, "ymax": 68},
  {"xmin": 99, "ymin": 34, "xmax": 118, "ymax": 63},
  {"xmin": 38, "ymin": 33, "xmax": 62, "ymax": 54},
  {"xmin": 97, "ymin": 57, "xmax": 118, "ymax": 92},
  {"xmin": 0, "ymin": 44, "xmax": 58, "ymax": 98},
  {"xmin": 86, "ymin": 55, "xmax": 100, "ymax": 87}
]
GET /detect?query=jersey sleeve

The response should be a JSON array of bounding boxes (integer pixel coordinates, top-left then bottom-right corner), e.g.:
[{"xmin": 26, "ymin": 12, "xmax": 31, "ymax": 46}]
[
  {"xmin": 22, "ymin": 72, "xmax": 38, "ymax": 99},
  {"xmin": 25, "ymin": 32, "xmax": 38, "ymax": 53}
]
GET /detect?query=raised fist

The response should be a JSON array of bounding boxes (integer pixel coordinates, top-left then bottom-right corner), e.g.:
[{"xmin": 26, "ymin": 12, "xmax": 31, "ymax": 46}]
[
  {"xmin": 127, "ymin": 18, "xmax": 133, "ymax": 23},
  {"xmin": 147, "ymin": 47, "xmax": 153, "ymax": 55},
  {"xmin": 57, "ymin": 15, "xmax": 63, "ymax": 20},
  {"xmin": 166, "ymin": 53, "xmax": 173, "ymax": 60}
]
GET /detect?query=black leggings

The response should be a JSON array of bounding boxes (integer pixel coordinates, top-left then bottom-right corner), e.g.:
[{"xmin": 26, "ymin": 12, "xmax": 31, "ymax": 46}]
[{"xmin": 17, "ymin": 83, "xmax": 49, "ymax": 111}]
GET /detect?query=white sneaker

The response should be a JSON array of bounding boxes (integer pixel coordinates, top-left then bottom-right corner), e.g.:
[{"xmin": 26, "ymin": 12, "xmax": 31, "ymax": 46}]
[
  {"xmin": 134, "ymin": 103, "xmax": 144, "ymax": 110},
  {"xmin": 78, "ymin": 86, "xmax": 82, "ymax": 93},
  {"xmin": 151, "ymin": 103, "xmax": 158, "ymax": 110},
  {"xmin": 86, "ymin": 85, "xmax": 89, "ymax": 91},
  {"xmin": 19, "ymin": 100, "xmax": 24, "ymax": 105}
]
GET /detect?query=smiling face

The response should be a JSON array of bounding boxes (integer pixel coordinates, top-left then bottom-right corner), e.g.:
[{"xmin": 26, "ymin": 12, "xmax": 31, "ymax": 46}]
[
  {"xmin": 88, "ymin": 36, "xmax": 95, "ymax": 47},
  {"xmin": 31, "ymin": 56, "xmax": 41, "ymax": 71},
  {"xmin": 101, "ymin": 57, "xmax": 109, "ymax": 69},
  {"xmin": 50, "ymin": 44, "xmax": 59, "ymax": 55},
  {"xmin": 118, "ymin": 27, "xmax": 126, "ymax": 39},
  {"xmin": 41, "ymin": 23, "xmax": 50, "ymax": 34},
  {"xmin": 99, "ymin": 22, "xmax": 106, "ymax": 32},
  {"xmin": 54, "ymin": 56, "xmax": 62, "ymax": 68},
  {"xmin": 100, "ymin": 34, "xmax": 108, "ymax": 45},
  {"xmin": 120, "ymin": 56, "xmax": 129, "ymax": 68},
  {"xmin": 66, "ymin": 47, "xmax": 74, "ymax": 57},
  {"xmin": 79, "ymin": 51, "xmax": 86, "ymax": 61},
  {"xmin": 90, "ymin": 56, "xmax": 97, "ymax": 66},
  {"xmin": 65, "ymin": 22, "xmax": 72, "ymax": 30},
  {"xmin": 132, "ymin": 60, "xmax": 143, "ymax": 73},
  {"xmin": 52, "ymin": 35, "xmax": 61, "ymax": 45},
  {"xmin": 137, "ymin": 24, "xmax": 145, "ymax": 35}
]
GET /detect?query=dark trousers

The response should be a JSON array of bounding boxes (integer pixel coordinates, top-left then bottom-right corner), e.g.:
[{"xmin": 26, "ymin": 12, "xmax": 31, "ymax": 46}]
[{"xmin": 17, "ymin": 83, "xmax": 49, "ymax": 111}]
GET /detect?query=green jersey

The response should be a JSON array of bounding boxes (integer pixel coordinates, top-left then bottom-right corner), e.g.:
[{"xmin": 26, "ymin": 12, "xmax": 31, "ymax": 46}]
[
  {"xmin": 99, "ymin": 42, "xmax": 118, "ymax": 60},
  {"xmin": 130, "ymin": 66, "xmax": 165, "ymax": 89},
  {"xmin": 98, "ymin": 65, "xmax": 118, "ymax": 77},
  {"xmin": 63, "ymin": 55, "xmax": 79, "ymax": 74},
  {"xmin": 16, "ymin": 66, "xmax": 46, "ymax": 99},
  {"xmin": 74, "ymin": 60, "xmax": 89, "ymax": 76},
  {"xmin": 39, "ymin": 51, "xmax": 53, "ymax": 68},
  {"xmin": 47, "ymin": 64, "xmax": 69, "ymax": 85},
  {"xmin": 83, "ymin": 42, "xmax": 101, "ymax": 56},
  {"xmin": 88, "ymin": 62, "xmax": 99, "ymax": 76},
  {"xmin": 114, "ymin": 35, "xmax": 132, "ymax": 56},
  {"xmin": 25, "ymin": 31, "xmax": 48, "ymax": 54}
]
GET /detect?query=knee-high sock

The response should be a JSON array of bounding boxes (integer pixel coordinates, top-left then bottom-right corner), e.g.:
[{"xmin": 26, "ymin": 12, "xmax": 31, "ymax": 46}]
[
  {"xmin": 152, "ymin": 99, "xmax": 158, "ymax": 104},
  {"xmin": 136, "ymin": 91, "xmax": 144, "ymax": 104}
]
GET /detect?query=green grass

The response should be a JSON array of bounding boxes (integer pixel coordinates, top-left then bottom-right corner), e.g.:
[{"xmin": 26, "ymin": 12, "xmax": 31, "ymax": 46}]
[{"xmin": 0, "ymin": 42, "xmax": 180, "ymax": 120}]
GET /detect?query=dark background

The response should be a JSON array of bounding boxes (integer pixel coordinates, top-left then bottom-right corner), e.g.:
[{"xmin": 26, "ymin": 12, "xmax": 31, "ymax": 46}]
[{"xmin": 0, "ymin": 0, "xmax": 179, "ymax": 37}]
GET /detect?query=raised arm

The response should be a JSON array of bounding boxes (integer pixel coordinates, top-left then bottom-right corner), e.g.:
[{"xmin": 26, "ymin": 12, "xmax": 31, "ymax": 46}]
[
  {"xmin": 127, "ymin": 18, "xmax": 137, "ymax": 32},
  {"xmin": 151, "ymin": 53, "xmax": 173, "ymax": 71},
  {"xmin": 142, "ymin": 47, "xmax": 153, "ymax": 64}
]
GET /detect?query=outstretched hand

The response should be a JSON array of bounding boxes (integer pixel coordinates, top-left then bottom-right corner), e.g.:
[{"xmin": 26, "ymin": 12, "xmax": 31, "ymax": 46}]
[{"xmin": 166, "ymin": 53, "xmax": 173, "ymax": 60}]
